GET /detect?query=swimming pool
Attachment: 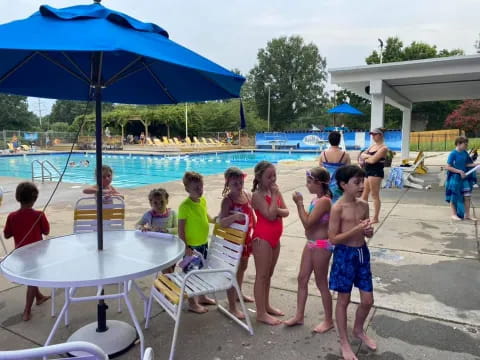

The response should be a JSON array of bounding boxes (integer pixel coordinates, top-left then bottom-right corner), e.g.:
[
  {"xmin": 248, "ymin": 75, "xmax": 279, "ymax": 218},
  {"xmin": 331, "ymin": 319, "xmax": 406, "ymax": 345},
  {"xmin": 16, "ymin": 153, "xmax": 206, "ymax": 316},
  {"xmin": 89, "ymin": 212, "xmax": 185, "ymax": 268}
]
[{"xmin": 0, "ymin": 151, "xmax": 318, "ymax": 188}]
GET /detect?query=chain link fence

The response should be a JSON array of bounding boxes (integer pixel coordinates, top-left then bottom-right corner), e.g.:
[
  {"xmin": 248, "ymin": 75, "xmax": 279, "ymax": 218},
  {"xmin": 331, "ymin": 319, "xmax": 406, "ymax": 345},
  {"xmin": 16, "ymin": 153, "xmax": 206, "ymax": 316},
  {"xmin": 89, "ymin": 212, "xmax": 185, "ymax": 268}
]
[{"xmin": 1, "ymin": 129, "xmax": 123, "ymax": 151}]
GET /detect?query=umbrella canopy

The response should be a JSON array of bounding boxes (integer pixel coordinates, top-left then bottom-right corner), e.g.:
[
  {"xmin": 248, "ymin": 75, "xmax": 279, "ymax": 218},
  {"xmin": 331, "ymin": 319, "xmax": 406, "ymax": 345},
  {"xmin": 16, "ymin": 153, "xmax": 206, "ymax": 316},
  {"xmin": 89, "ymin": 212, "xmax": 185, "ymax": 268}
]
[
  {"xmin": 0, "ymin": 3, "xmax": 244, "ymax": 103},
  {"xmin": 328, "ymin": 103, "xmax": 364, "ymax": 115},
  {"xmin": 0, "ymin": 2, "xmax": 245, "ymax": 250}
]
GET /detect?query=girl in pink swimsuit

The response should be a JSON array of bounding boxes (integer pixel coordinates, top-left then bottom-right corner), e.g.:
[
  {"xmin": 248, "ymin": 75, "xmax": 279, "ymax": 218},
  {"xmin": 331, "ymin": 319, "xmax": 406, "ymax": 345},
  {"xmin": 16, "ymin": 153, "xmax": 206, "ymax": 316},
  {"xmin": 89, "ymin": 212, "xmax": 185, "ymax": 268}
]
[
  {"xmin": 218, "ymin": 167, "xmax": 256, "ymax": 320},
  {"xmin": 285, "ymin": 167, "xmax": 334, "ymax": 333},
  {"xmin": 251, "ymin": 161, "xmax": 289, "ymax": 326}
]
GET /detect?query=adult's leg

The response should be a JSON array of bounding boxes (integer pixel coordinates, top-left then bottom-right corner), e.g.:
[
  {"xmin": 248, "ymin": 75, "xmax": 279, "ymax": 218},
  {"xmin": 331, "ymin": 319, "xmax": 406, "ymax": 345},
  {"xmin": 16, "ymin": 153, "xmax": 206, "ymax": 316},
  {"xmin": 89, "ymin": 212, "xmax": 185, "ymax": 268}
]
[
  {"xmin": 252, "ymin": 239, "xmax": 281, "ymax": 325},
  {"xmin": 464, "ymin": 196, "xmax": 477, "ymax": 220},
  {"xmin": 361, "ymin": 177, "xmax": 371, "ymax": 202},
  {"xmin": 265, "ymin": 244, "xmax": 284, "ymax": 316},
  {"xmin": 336, "ymin": 292, "xmax": 357, "ymax": 360},
  {"xmin": 353, "ymin": 290, "xmax": 376, "ymax": 350},
  {"xmin": 369, "ymin": 176, "xmax": 383, "ymax": 223},
  {"xmin": 311, "ymin": 248, "xmax": 334, "ymax": 333},
  {"xmin": 285, "ymin": 245, "xmax": 313, "ymax": 326}
]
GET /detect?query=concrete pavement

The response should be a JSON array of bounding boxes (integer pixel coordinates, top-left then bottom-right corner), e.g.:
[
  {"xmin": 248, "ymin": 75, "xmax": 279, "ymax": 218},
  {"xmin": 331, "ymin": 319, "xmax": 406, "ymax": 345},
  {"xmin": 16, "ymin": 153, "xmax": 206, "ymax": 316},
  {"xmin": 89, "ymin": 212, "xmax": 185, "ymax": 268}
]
[{"xmin": 0, "ymin": 153, "xmax": 479, "ymax": 359}]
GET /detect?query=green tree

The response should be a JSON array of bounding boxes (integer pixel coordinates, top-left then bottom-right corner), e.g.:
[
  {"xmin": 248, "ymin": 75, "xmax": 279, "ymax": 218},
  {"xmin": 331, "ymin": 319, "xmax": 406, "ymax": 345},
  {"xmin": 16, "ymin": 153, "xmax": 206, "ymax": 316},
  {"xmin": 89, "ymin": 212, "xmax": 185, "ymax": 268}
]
[
  {"xmin": 0, "ymin": 94, "xmax": 38, "ymax": 130},
  {"xmin": 49, "ymin": 100, "xmax": 114, "ymax": 125},
  {"xmin": 365, "ymin": 37, "xmax": 464, "ymax": 129},
  {"xmin": 249, "ymin": 36, "xmax": 328, "ymax": 130}
]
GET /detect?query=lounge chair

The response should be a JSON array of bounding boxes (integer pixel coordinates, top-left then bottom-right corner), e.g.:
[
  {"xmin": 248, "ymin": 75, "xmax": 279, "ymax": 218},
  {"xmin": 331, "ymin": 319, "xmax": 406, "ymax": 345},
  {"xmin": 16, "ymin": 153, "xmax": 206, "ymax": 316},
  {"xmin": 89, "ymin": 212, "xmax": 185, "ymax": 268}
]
[
  {"xmin": 173, "ymin": 137, "xmax": 185, "ymax": 146},
  {"xmin": 145, "ymin": 216, "xmax": 254, "ymax": 360},
  {"xmin": 192, "ymin": 136, "xmax": 202, "ymax": 146},
  {"xmin": 153, "ymin": 137, "xmax": 165, "ymax": 147},
  {"xmin": 402, "ymin": 153, "xmax": 427, "ymax": 189},
  {"xmin": 146, "ymin": 137, "xmax": 155, "ymax": 146},
  {"xmin": 200, "ymin": 137, "xmax": 211, "ymax": 146},
  {"xmin": 184, "ymin": 136, "xmax": 193, "ymax": 146}
]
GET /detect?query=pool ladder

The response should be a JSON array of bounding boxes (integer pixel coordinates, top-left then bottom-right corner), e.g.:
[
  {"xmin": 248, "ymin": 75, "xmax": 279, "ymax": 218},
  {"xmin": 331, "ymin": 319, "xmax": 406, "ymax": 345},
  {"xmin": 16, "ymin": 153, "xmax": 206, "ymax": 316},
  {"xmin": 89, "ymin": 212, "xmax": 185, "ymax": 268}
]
[{"xmin": 31, "ymin": 160, "xmax": 61, "ymax": 183}]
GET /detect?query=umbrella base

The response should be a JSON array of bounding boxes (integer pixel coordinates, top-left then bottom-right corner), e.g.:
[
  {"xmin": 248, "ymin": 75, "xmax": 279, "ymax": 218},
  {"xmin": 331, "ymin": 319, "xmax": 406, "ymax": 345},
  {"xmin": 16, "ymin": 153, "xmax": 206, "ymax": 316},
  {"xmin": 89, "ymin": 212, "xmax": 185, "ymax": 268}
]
[{"xmin": 67, "ymin": 320, "xmax": 137, "ymax": 358}]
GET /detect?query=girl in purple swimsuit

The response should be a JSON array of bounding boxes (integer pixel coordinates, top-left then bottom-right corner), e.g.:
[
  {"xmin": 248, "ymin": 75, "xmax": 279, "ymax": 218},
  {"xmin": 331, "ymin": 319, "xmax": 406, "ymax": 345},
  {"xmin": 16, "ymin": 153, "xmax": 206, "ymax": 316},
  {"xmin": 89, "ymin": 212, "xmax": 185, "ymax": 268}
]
[{"xmin": 285, "ymin": 167, "xmax": 334, "ymax": 333}]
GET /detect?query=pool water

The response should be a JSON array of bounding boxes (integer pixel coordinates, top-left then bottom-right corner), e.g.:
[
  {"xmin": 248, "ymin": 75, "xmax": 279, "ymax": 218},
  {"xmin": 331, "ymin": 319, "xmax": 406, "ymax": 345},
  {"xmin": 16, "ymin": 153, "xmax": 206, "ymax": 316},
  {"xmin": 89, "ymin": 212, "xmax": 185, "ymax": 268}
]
[{"xmin": 0, "ymin": 151, "xmax": 318, "ymax": 188}]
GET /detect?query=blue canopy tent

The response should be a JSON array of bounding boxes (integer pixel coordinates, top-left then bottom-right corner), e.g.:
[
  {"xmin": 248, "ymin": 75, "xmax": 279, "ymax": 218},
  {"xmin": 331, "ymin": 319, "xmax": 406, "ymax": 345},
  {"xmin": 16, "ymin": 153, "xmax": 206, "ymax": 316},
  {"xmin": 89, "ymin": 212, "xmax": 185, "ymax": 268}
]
[
  {"xmin": 328, "ymin": 103, "xmax": 364, "ymax": 115},
  {"xmin": 0, "ymin": 1, "xmax": 244, "ymax": 354}
]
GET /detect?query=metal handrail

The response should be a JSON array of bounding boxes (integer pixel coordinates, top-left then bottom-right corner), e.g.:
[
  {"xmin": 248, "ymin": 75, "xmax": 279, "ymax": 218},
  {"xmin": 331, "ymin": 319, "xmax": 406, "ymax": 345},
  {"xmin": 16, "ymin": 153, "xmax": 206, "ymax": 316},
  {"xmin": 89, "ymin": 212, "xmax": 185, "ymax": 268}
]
[{"xmin": 31, "ymin": 160, "xmax": 60, "ymax": 183}]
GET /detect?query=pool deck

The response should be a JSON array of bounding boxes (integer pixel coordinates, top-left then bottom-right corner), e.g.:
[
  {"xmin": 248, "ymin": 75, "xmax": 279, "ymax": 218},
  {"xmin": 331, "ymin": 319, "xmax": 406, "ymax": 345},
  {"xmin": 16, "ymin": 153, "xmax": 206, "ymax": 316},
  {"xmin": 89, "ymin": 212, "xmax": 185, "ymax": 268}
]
[{"xmin": 0, "ymin": 152, "xmax": 479, "ymax": 359}]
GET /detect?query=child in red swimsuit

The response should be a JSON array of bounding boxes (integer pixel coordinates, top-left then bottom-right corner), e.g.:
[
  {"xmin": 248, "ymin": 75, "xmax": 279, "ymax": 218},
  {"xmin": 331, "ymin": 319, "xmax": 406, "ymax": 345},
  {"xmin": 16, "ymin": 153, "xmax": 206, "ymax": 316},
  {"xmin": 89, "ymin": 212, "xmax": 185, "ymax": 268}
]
[
  {"xmin": 218, "ymin": 167, "xmax": 256, "ymax": 319},
  {"xmin": 284, "ymin": 167, "xmax": 334, "ymax": 333},
  {"xmin": 4, "ymin": 182, "xmax": 50, "ymax": 321},
  {"xmin": 251, "ymin": 161, "xmax": 289, "ymax": 325}
]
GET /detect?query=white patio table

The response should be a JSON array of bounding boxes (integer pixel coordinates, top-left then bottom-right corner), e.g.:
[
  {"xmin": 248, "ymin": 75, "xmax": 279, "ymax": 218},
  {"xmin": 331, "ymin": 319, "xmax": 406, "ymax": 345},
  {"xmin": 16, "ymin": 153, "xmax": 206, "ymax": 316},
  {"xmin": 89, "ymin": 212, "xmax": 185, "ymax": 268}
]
[{"xmin": 0, "ymin": 230, "xmax": 185, "ymax": 358}]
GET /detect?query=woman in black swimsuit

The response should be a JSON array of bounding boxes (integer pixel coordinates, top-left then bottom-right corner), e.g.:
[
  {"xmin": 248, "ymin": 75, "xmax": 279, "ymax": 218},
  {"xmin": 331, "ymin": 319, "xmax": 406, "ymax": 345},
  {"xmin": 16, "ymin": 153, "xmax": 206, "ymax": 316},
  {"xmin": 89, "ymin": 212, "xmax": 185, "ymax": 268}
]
[{"xmin": 360, "ymin": 128, "xmax": 388, "ymax": 224}]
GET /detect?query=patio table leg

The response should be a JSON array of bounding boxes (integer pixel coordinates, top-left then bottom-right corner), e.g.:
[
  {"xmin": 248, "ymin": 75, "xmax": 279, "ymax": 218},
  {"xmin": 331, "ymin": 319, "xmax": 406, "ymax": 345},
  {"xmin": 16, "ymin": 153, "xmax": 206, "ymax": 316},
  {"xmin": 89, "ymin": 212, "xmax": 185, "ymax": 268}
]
[
  {"xmin": 122, "ymin": 280, "xmax": 145, "ymax": 358},
  {"xmin": 44, "ymin": 291, "xmax": 71, "ymax": 346}
]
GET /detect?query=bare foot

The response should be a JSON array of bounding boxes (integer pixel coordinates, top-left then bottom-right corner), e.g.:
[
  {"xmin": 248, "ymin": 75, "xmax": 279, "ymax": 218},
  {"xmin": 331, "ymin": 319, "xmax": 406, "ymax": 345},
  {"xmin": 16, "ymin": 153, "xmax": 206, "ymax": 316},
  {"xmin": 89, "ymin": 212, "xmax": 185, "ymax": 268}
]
[
  {"xmin": 371, "ymin": 218, "xmax": 379, "ymax": 224},
  {"xmin": 266, "ymin": 306, "xmax": 285, "ymax": 316},
  {"xmin": 313, "ymin": 320, "xmax": 334, "ymax": 333},
  {"xmin": 353, "ymin": 330, "xmax": 377, "ymax": 351},
  {"xmin": 229, "ymin": 307, "xmax": 245, "ymax": 320},
  {"xmin": 199, "ymin": 296, "xmax": 216, "ymax": 305},
  {"xmin": 451, "ymin": 215, "xmax": 462, "ymax": 221},
  {"xmin": 465, "ymin": 216, "xmax": 478, "ymax": 221},
  {"xmin": 256, "ymin": 313, "xmax": 283, "ymax": 326},
  {"xmin": 36, "ymin": 295, "xmax": 51, "ymax": 306},
  {"xmin": 284, "ymin": 316, "xmax": 304, "ymax": 327},
  {"xmin": 243, "ymin": 294, "xmax": 255, "ymax": 303},
  {"xmin": 340, "ymin": 341, "xmax": 358, "ymax": 360},
  {"xmin": 22, "ymin": 311, "xmax": 31, "ymax": 321},
  {"xmin": 188, "ymin": 304, "xmax": 208, "ymax": 314}
]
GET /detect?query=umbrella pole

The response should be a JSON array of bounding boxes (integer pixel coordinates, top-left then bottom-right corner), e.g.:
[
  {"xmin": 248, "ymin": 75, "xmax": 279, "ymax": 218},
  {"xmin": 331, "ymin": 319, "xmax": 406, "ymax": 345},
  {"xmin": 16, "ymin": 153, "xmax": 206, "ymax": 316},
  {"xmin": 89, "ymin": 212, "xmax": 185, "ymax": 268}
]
[{"xmin": 95, "ymin": 88, "xmax": 109, "ymax": 332}]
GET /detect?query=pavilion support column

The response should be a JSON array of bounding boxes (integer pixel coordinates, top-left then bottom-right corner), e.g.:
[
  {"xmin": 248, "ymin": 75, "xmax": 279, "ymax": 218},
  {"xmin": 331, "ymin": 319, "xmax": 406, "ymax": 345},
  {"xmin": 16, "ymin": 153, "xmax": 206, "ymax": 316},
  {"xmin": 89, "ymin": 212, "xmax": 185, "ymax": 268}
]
[
  {"xmin": 369, "ymin": 80, "xmax": 385, "ymax": 130},
  {"xmin": 401, "ymin": 106, "xmax": 412, "ymax": 160}
]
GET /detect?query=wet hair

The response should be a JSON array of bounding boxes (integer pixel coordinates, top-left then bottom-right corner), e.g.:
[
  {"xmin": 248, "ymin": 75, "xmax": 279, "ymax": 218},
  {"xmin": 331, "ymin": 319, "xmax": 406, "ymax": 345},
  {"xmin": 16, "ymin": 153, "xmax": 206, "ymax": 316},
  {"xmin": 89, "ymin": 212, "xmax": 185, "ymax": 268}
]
[
  {"xmin": 455, "ymin": 136, "xmax": 468, "ymax": 146},
  {"xmin": 328, "ymin": 131, "xmax": 341, "ymax": 146},
  {"xmin": 222, "ymin": 167, "xmax": 244, "ymax": 197},
  {"xmin": 335, "ymin": 165, "xmax": 366, "ymax": 192},
  {"xmin": 308, "ymin": 167, "xmax": 332, "ymax": 198},
  {"xmin": 95, "ymin": 164, "xmax": 113, "ymax": 177},
  {"xmin": 148, "ymin": 188, "xmax": 169, "ymax": 202},
  {"xmin": 252, "ymin": 160, "xmax": 274, "ymax": 192},
  {"xmin": 183, "ymin": 171, "xmax": 203, "ymax": 187},
  {"xmin": 15, "ymin": 181, "xmax": 39, "ymax": 205}
]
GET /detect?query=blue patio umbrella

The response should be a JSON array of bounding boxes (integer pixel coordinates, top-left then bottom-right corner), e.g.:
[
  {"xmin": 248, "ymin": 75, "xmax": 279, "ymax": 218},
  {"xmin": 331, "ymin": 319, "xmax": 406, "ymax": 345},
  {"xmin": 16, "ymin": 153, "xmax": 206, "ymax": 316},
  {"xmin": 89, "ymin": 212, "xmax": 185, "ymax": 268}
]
[
  {"xmin": 0, "ymin": 1, "xmax": 245, "ymax": 354},
  {"xmin": 0, "ymin": 1, "xmax": 245, "ymax": 251},
  {"xmin": 328, "ymin": 103, "xmax": 364, "ymax": 115}
]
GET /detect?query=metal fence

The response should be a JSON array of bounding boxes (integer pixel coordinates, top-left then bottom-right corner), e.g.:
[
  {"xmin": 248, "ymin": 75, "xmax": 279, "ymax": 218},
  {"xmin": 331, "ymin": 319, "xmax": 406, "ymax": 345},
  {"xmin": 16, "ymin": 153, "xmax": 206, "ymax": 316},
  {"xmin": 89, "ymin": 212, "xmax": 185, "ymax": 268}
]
[{"xmin": 1, "ymin": 129, "xmax": 123, "ymax": 151}]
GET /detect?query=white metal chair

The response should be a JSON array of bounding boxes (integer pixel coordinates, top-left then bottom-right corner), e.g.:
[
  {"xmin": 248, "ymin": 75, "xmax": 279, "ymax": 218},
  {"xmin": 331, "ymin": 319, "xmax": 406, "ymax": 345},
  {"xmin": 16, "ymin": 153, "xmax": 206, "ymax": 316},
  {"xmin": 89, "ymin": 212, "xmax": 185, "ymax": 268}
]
[
  {"xmin": 0, "ymin": 341, "xmax": 108, "ymax": 360},
  {"xmin": 73, "ymin": 196, "xmax": 125, "ymax": 233},
  {"xmin": 145, "ymin": 215, "xmax": 254, "ymax": 360}
]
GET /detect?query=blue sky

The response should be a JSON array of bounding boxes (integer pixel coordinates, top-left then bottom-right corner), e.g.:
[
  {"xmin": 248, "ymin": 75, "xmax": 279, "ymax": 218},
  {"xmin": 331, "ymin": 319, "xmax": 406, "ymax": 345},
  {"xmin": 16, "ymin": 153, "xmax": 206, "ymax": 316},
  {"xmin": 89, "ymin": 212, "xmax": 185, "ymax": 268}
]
[{"xmin": 1, "ymin": 0, "xmax": 479, "ymax": 115}]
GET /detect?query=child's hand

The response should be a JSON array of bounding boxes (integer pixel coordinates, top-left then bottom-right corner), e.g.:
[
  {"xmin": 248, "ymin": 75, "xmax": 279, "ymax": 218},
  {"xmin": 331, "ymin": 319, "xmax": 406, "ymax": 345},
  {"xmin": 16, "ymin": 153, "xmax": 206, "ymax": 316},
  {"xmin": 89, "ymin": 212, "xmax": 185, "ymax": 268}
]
[
  {"xmin": 292, "ymin": 191, "xmax": 303, "ymax": 204},
  {"xmin": 364, "ymin": 223, "xmax": 374, "ymax": 238},
  {"xmin": 270, "ymin": 184, "xmax": 280, "ymax": 196},
  {"xmin": 185, "ymin": 247, "xmax": 193, "ymax": 257},
  {"xmin": 234, "ymin": 213, "xmax": 245, "ymax": 223},
  {"xmin": 459, "ymin": 170, "xmax": 466, "ymax": 179},
  {"xmin": 141, "ymin": 224, "xmax": 151, "ymax": 232},
  {"xmin": 357, "ymin": 219, "xmax": 371, "ymax": 233}
]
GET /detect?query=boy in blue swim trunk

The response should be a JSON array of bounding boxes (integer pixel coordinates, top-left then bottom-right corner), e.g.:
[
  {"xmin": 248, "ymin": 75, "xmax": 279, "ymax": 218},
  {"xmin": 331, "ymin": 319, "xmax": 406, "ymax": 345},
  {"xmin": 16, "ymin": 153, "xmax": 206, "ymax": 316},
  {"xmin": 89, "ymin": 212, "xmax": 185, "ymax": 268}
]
[{"xmin": 328, "ymin": 165, "xmax": 375, "ymax": 360}]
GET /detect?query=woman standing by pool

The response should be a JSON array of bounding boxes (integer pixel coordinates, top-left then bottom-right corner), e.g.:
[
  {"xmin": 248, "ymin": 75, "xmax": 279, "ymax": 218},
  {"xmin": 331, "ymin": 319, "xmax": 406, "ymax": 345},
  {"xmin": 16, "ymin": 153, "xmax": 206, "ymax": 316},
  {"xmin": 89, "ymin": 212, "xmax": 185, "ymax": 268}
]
[
  {"xmin": 360, "ymin": 128, "xmax": 388, "ymax": 224},
  {"xmin": 319, "ymin": 131, "xmax": 351, "ymax": 202}
]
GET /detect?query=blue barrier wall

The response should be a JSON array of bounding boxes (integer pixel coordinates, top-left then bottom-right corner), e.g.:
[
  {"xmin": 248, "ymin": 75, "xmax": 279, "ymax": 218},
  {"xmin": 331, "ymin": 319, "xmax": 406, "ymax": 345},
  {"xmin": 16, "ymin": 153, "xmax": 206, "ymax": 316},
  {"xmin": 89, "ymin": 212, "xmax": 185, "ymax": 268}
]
[{"xmin": 255, "ymin": 131, "xmax": 402, "ymax": 151}]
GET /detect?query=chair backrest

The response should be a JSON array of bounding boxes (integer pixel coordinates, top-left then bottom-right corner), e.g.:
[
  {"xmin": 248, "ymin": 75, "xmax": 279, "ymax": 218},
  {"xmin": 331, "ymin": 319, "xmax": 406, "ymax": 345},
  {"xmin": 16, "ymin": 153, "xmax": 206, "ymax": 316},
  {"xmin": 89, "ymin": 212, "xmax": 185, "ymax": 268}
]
[
  {"xmin": 201, "ymin": 137, "xmax": 209, "ymax": 144},
  {"xmin": 413, "ymin": 151, "xmax": 424, "ymax": 164},
  {"xmin": 185, "ymin": 136, "xmax": 192, "ymax": 144},
  {"xmin": 162, "ymin": 136, "xmax": 169, "ymax": 144},
  {"xmin": 73, "ymin": 196, "xmax": 125, "ymax": 233},
  {"xmin": 7, "ymin": 143, "xmax": 14, "ymax": 151},
  {"xmin": 146, "ymin": 137, "xmax": 154, "ymax": 145},
  {"xmin": 206, "ymin": 214, "xmax": 248, "ymax": 272},
  {"xmin": 153, "ymin": 137, "xmax": 163, "ymax": 145},
  {"xmin": 193, "ymin": 136, "xmax": 201, "ymax": 144},
  {"xmin": 173, "ymin": 137, "xmax": 182, "ymax": 145},
  {"xmin": 0, "ymin": 341, "xmax": 108, "ymax": 360}
]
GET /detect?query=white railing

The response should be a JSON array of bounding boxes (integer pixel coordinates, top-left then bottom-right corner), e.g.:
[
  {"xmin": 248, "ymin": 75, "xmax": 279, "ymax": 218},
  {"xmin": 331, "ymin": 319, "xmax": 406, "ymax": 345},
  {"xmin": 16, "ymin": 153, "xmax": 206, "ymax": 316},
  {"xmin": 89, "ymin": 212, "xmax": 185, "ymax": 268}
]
[{"xmin": 31, "ymin": 160, "xmax": 61, "ymax": 182}]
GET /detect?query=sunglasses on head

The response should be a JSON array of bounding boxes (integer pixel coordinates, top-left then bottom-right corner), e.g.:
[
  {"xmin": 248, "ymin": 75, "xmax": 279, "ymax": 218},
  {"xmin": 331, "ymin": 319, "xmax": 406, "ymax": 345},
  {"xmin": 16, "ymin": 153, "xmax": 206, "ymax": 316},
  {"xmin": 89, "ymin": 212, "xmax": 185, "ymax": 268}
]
[{"xmin": 306, "ymin": 170, "xmax": 329, "ymax": 185}]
